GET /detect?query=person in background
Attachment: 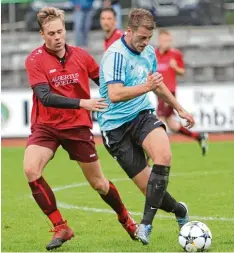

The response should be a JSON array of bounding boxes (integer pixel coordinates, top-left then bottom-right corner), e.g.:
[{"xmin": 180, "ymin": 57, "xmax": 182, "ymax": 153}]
[
  {"xmin": 155, "ymin": 29, "xmax": 208, "ymax": 156},
  {"xmin": 103, "ymin": 0, "xmax": 122, "ymax": 29},
  {"xmin": 71, "ymin": 0, "xmax": 95, "ymax": 46},
  {"xmin": 100, "ymin": 7, "xmax": 124, "ymax": 51}
]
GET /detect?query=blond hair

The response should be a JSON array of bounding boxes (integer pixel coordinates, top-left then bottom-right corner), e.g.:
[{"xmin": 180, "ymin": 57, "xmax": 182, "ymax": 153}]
[
  {"xmin": 159, "ymin": 28, "xmax": 171, "ymax": 36},
  {"xmin": 37, "ymin": 7, "xmax": 65, "ymax": 31},
  {"xmin": 128, "ymin": 8, "xmax": 155, "ymax": 31}
]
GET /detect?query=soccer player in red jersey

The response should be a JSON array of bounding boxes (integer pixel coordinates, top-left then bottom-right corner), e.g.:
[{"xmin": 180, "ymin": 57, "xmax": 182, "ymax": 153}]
[
  {"xmin": 100, "ymin": 7, "xmax": 124, "ymax": 51},
  {"xmin": 155, "ymin": 29, "xmax": 208, "ymax": 155},
  {"xmin": 24, "ymin": 7, "xmax": 137, "ymax": 251}
]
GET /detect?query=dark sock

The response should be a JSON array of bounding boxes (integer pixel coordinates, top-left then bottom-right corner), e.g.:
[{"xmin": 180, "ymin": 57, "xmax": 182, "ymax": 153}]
[
  {"xmin": 141, "ymin": 164, "xmax": 170, "ymax": 225},
  {"xmin": 160, "ymin": 191, "xmax": 177, "ymax": 212},
  {"xmin": 29, "ymin": 176, "xmax": 64, "ymax": 226},
  {"xmin": 179, "ymin": 126, "xmax": 199, "ymax": 139},
  {"xmin": 99, "ymin": 181, "xmax": 128, "ymax": 223},
  {"xmin": 173, "ymin": 202, "xmax": 187, "ymax": 217},
  {"xmin": 160, "ymin": 191, "xmax": 186, "ymax": 217},
  {"xmin": 141, "ymin": 202, "xmax": 158, "ymax": 226}
]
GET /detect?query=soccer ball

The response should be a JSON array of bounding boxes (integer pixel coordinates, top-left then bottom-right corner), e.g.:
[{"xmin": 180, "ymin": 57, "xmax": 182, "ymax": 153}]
[{"xmin": 178, "ymin": 221, "xmax": 212, "ymax": 252}]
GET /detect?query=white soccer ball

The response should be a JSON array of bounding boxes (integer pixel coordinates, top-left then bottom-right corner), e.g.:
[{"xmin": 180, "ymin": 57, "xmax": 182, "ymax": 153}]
[{"xmin": 178, "ymin": 221, "xmax": 212, "ymax": 252}]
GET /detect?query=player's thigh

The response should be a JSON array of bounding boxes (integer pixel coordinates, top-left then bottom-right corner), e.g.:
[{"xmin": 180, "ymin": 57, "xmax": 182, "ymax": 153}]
[
  {"xmin": 77, "ymin": 160, "xmax": 109, "ymax": 194},
  {"xmin": 142, "ymin": 127, "xmax": 172, "ymax": 166},
  {"xmin": 61, "ymin": 128, "xmax": 109, "ymax": 192},
  {"xmin": 132, "ymin": 165, "xmax": 151, "ymax": 195},
  {"xmin": 102, "ymin": 130, "xmax": 147, "ymax": 179},
  {"xmin": 24, "ymin": 125, "xmax": 60, "ymax": 181},
  {"xmin": 166, "ymin": 114, "xmax": 181, "ymax": 131},
  {"xmin": 24, "ymin": 145, "xmax": 54, "ymax": 182}
]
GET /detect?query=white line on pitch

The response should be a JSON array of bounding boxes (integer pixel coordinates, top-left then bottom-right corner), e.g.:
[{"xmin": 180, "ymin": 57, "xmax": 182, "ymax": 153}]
[
  {"xmin": 52, "ymin": 178, "xmax": 127, "ymax": 192},
  {"xmin": 57, "ymin": 201, "xmax": 234, "ymax": 222},
  {"xmin": 52, "ymin": 170, "xmax": 229, "ymax": 193}
]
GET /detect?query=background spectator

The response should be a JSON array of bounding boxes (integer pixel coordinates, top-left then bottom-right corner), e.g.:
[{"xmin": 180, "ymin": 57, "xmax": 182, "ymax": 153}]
[
  {"xmin": 103, "ymin": 0, "xmax": 122, "ymax": 29},
  {"xmin": 71, "ymin": 0, "xmax": 95, "ymax": 46},
  {"xmin": 100, "ymin": 7, "xmax": 124, "ymax": 51}
]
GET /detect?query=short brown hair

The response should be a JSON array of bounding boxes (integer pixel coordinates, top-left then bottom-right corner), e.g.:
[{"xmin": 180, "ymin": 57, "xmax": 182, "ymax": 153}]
[
  {"xmin": 128, "ymin": 8, "xmax": 155, "ymax": 31},
  {"xmin": 37, "ymin": 7, "xmax": 65, "ymax": 31},
  {"xmin": 159, "ymin": 28, "xmax": 171, "ymax": 36},
  {"xmin": 101, "ymin": 7, "xmax": 116, "ymax": 17}
]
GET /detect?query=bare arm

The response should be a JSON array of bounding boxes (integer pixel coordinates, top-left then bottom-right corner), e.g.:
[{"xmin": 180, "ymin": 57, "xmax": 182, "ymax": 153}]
[
  {"xmin": 154, "ymin": 82, "xmax": 195, "ymax": 128},
  {"xmin": 108, "ymin": 72, "xmax": 163, "ymax": 103},
  {"xmin": 170, "ymin": 59, "xmax": 185, "ymax": 76},
  {"xmin": 175, "ymin": 66, "xmax": 185, "ymax": 76},
  {"xmin": 108, "ymin": 83, "xmax": 150, "ymax": 103}
]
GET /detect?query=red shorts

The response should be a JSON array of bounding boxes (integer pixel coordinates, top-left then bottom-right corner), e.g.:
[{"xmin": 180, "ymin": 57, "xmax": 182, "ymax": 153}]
[
  {"xmin": 157, "ymin": 92, "xmax": 175, "ymax": 118},
  {"xmin": 26, "ymin": 124, "xmax": 98, "ymax": 162}
]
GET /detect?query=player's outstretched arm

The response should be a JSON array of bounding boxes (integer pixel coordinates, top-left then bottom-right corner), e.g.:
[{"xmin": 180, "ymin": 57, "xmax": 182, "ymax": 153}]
[
  {"xmin": 80, "ymin": 98, "xmax": 108, "ymax": 111},
  {"xmin": 108, "ymin": 72, "xmax": 163, "ymax": 103},
  {"xmin": 154, "ymin": 81, "xmax": 195, "ymax": 128},
  {"xmin": 33, "ymin": 84, "xmax": 107, "ymax": 112}
]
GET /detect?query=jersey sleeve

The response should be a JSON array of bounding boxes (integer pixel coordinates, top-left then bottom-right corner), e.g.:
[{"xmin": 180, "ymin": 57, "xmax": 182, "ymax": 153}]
[
  {"xmin": 85, "ymin": 52, "xmax": 100, "ymax": 79},
  {"xmin": 102, "ymin": 52, "xmax": 126, "ymax": 85},
  {"xmin": 25, "ymin": 57, "xmax": 48, "ymax": 87},
  {"xmin": 175, "ymin": 51, "xmax": 185, "ymax": 69}
]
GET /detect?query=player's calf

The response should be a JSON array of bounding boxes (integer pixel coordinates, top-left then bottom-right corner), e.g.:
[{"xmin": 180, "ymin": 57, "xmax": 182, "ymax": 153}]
[
  {"xmin": 141, "ymin": 165, "xmax": 170, "ymax": 224},
  {"xmin": 99, "ymin": 181, "xmax": 138, "ymax": 239},
  {"xmin": 160, "ymin": 192, "xmax": 189, "ymax": 228},
  {"xmin": 175, "ymin": 202, "xmax": 189, "ymax": 229},
  {"xmin": 137, "ymin": 165, "xmax": 170, "ymax": 244}
]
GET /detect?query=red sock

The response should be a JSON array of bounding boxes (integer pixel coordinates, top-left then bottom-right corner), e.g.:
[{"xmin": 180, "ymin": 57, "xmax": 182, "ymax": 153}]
[
  {"xmin": 29, "ymin": 176, "xmax": 64, "ymax": 226},
  {"xmin": 99, "ymin": 181, "xmax": 128, "ymax": 223},
  {"xmin": 178, "ymin": 126, "xmax": 199, "ymax": 139},
  {"xmin": 48, "ymin": 210, "xmax": 64, "ymax": 226}
]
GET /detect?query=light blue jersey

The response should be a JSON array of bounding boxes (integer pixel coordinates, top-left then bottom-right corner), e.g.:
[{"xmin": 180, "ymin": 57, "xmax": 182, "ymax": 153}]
[{"xmin": 98, "ymin": 36, "xmax": 157, "ymax": 131}]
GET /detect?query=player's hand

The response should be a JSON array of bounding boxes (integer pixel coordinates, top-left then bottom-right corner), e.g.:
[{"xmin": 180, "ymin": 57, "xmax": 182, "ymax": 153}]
[
  {"xmin": 177, "ymin": 109, "xmax": 195, "ymax": 129},
  {"xmin": 169, "ymin": 58, "xmax": 178, "ymax": 70},
  {"xmin": 80, "ymin": 98, "xmax": 108, "ymax": 112},
  {"xmin": 145, "ymin": 72, "xmax": 163, "ymax": 91}
]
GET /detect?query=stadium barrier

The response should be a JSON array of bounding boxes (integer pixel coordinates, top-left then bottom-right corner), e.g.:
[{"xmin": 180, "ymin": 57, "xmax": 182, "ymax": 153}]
[{"xmin": 1, "ymin": 83, "xmax": 234, "ymax": 138}]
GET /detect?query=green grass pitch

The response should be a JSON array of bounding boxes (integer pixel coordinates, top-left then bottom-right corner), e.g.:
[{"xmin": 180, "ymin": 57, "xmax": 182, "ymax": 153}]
[{"xmin": 1, "ymin": 142, "xmax": 234, "ymax": 252}]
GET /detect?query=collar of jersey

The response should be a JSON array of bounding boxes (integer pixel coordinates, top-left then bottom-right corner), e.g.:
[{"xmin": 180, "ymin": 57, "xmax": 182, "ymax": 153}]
[
  {"xmin": 43, "ymin": 44, "xmax": 71, "ymax": 60},
  {"xmin": 121, "ymin": 35, "xmax": 140, "ymax": 55},
  {"xmin": 105, "ymin": 28, "xmax": 117, "ymax": 41},
  {"xmin": 156, "ymin": 48, "xmax": 170, "ymax": 55}
]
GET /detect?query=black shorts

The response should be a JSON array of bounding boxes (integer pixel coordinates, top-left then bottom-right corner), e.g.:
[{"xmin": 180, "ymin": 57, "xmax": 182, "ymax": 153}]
[{"xmin": 101, "ymin": 110, "xmax": 166, "ymax": 178}]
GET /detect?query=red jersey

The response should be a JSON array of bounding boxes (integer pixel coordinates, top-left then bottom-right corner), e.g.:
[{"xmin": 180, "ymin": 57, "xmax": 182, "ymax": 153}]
[
  {"xmin": 25, "ymin": 44, "xmax": 99, "ymax": 130},
  {"xmin": 104, "ymin": 29, "xmax": 123, "ymax": 51},
  {"xmin": 155, "ymin": 48, "xmax": 184, "ymax": 92}
]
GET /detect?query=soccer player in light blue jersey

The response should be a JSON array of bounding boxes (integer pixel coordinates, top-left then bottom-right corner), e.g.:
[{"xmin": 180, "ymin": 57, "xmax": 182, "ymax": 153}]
[{"xmin": 98, "ymin": 8, "xmax": 195, "ymax": 245}]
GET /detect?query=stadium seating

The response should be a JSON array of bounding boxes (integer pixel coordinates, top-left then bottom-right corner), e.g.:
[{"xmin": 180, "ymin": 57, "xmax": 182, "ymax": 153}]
[{"xmin": 1, "ymin": 26, "xmax": 234, "ymax": 88}]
